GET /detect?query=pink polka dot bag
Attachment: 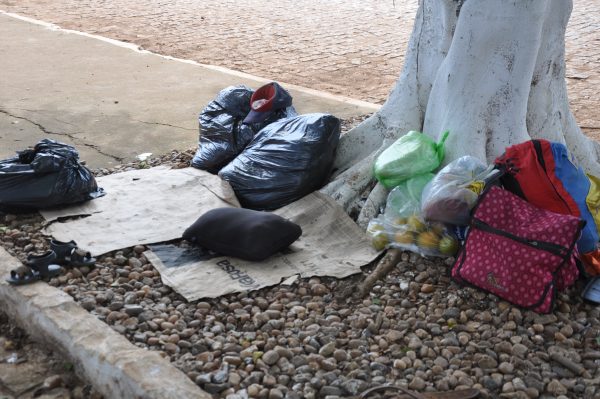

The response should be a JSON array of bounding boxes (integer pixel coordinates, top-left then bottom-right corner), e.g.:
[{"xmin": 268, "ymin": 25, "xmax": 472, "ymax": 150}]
[{"xmin": 452, "ymin": 186, "xmax": 584, "ymax": 313}]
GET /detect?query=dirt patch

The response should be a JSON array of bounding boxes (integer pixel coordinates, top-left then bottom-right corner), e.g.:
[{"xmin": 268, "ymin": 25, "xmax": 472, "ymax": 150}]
[{"xmin": 0, "ymin": 312, "xmax": 102, "ymax": 398}]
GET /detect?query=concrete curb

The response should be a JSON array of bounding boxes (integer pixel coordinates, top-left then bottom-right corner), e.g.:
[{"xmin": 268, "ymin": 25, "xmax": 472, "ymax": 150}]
[{"xmin": 0, "ymin": 247, "xmax": 210, "ymax": 399}]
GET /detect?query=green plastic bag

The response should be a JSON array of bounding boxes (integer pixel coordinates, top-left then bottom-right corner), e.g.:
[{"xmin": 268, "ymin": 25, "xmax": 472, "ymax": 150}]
[
  {"xmin": 384, "ymin": 173, "xmax": 434, "ymax": 220},
  {"xmin": 374, "ymin": 130, "xmax": 449, "ymax": 189}
]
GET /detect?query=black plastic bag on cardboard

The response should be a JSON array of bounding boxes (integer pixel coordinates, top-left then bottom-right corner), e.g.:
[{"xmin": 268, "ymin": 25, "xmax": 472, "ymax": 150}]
[
  {"xmin": 0, "ymin": 139, "xmax": 104, "ymax": 211},
  {"xmin": 219, "ymin": 113, "xmax": 341, "ymax": 210},
  {"xmin": 191, "ymin": 85, "xmax": 296, "ymax": 173}
]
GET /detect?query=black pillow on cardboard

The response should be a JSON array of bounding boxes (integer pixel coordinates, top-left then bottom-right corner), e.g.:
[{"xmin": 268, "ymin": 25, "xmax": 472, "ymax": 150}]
[{"xmin": 182, "ymin": 208, "xmax": 302, "ymax": 261}]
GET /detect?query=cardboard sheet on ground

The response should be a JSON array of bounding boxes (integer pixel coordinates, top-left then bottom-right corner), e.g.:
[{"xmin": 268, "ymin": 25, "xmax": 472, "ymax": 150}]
[
  {"xmin": 144, "ymin": 192, "xmax": 379, "ymax": 301},
  {"xmin": 41, "ymin": 167, "xmax": 240, "ymax": 255}
]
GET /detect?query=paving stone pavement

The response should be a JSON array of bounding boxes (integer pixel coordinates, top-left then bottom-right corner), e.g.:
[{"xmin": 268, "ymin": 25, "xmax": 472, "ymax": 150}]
[{"xmin": 0, "ymin": 0, "xmax": 598, "ymax": 138}]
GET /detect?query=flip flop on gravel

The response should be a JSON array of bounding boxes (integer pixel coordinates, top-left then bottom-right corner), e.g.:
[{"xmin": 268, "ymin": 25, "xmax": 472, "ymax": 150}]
[
  {"xmin": 49, "ymin": 239, "xmax": 78, "ymax": 264},
  {"xmin": 64, "ymin": 248, "xmax": 96, "ymax": 268},
  {"xmin": 6, "ymin": 251, "xmax": 62, "ymax": 285},
  {"xmin": 50, "ymin": 240, "xmax": 95, "ymax": 268},
  {"xmin": 7, "ymin": 265, "xmax": 39, "ymax": 285},
  {"xmin": 6, "ymin": 264, "xmax": 61, "ymax": 285},
  {"xmin": 359, "ymin": 385, "xmax": 480, "ymax": 399}
]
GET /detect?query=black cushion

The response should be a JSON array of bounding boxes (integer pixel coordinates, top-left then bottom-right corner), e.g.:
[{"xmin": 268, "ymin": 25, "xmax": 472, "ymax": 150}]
[{"xmin": 182, "ymin": 208, "xmax": 302, "ymax": 261}]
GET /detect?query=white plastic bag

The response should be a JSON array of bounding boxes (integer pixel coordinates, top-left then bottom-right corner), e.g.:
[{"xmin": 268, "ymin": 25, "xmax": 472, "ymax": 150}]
[{"xmin": 421, "ymin": 156, "xmax": 494, "ymax": 226}]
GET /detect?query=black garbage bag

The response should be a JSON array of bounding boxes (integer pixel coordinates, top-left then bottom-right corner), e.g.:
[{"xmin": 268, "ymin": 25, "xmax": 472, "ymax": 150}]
[
  {"xmin": 0, "ymin": 139, "xmax": 105, "ymax": 211},
  {"xmin": 219, "ymin": 113, "xmax": 341, "ymax": 210},
  {"xmin": 191, "ymin": 85, "xmax": 297, "ymax": 173}
]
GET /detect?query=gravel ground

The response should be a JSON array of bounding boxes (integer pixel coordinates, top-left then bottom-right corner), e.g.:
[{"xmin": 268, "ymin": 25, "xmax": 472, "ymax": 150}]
[{"xmin": 2, "ymin": 118, "xmax": 600, "ymax": 399}]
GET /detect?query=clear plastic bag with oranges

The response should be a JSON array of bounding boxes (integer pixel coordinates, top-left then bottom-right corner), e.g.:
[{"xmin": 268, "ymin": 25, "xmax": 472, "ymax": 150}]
[
  {"xmin": 367, "ymin": 172, "xmax": 460, "ymax": 257},
  {"xmin": 367, "ymin": 215, "xmax": 459, "ymax": 257}
]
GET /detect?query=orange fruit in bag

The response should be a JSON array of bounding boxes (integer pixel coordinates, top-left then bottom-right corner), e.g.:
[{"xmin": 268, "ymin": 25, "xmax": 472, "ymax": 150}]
[
  {"xmin": 394, "ymin": 231, "xmax": 415, "ymax": 245},
  {"xmin": 416, "ymin": 231, "xmax": 441, "ymax": 251}
]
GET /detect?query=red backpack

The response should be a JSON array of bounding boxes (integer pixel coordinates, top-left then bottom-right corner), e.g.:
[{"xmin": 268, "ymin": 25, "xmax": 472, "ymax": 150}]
[{"xmin": 495, "ymin": 140, "xmax": 600, "ymax": 275}]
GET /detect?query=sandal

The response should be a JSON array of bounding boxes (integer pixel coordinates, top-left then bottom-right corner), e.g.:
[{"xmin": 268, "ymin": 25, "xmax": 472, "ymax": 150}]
[
  {"xmin": 359, "ymin": 385, "xmax": 479, "ymax": 399},
  {"xmin": 25, "ymin": 250, "xmax": 59, "ymax": 271},
  {"xmin": 6, "ymin": 251, "xmax": 62, "ymax": 285},
  {"xmin": 50, "ymin": 239, "xmax": 77, "ymax": 264},
  {"xmin": 64, "ymin": 248, "xmax": 96, "ymax": 268},
  {"xmin": 50, "ymin": 240, "xmax": 95, "ymax": 267}
]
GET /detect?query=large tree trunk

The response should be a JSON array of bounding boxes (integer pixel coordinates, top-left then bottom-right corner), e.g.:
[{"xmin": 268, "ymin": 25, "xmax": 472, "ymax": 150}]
[{"xmin": 321, "ymin": 0, "xmax": 600, "ymax": 228}]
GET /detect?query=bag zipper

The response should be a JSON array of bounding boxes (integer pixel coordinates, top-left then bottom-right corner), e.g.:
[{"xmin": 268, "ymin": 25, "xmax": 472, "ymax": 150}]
[{"xmin": 472, "ymin": 218, "xmax": 569, "ymax": 256}]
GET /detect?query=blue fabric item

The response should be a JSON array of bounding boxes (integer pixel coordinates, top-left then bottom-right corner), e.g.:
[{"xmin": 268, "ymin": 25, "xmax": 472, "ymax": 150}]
[{"xmin": 551, "ymin": 142, "xmax": 598, "ymax": 253}]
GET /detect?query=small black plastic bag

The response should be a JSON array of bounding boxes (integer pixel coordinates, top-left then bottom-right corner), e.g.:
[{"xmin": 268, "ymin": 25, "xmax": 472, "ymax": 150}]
[{"xmin": 0, "ymin": 139, "xmax": 104, "ymax": 211}]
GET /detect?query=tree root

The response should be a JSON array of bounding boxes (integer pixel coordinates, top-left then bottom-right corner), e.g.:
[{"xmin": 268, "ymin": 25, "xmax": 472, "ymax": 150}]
[
  {"xmin": 356, "ymin": 182, "xmax": 388, "ymax": 229},
  {"xmin": 550, "ymin": 353, "xmax": 592, "ymax": 379},
  {"xmin": 356, "ymin": 248, "xmax": 404, "ymax": 298}
]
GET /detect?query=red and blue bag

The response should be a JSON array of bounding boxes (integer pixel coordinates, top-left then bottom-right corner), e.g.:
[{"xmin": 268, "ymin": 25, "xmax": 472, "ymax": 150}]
[
  {"xmin": 495, "ymin": 140, "xmax": 600, "ymax": 275},
  {"xmin": 452, "ymin": 186, "xmax": 584, "ymax": 313}
]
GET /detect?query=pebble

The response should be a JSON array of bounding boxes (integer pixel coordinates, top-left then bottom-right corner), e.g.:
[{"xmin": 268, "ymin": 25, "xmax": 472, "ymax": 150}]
[
  {"xmin": 80, "ymin": 297, "xmax": 96, "ymax": 311},
  {"xmin": 224, "ymin": 356, "xmax": 242, "ymax": 367},
  {"xmin": 444, "ymin": 307, "xmax": 460, "ymax": 319},
  {"xmin": 310, "ymin": 284, "xmax": 329, "ymax": 296},
  {"xmin": 109, "ymin": 301, "xmax": 124, "ymax": 311},
  {"xmin": 262, "ymin": 350, "xmax": 280, "ymax": 366},
  {"xmin": 124, "ymin": 304, "xmax": 144, "ymax": 316},
  {"xmin": 106, "ymin": 311, "xmax": 124, "ymax": 323},
  {"xmin": 160, "ymin": 322, "xmax": 175, "ymax": 330},
  {"xmin": 333, "ymin": 349, "xmax": 347, "ymax": 362},
  {"xmin": 513, "ymin": 377, "xmax": 527, "ymax": 391},
  {"xmin": 503, "ymin": 381, "xmax": 515, "ymax": 393},
  {"xmin": 420, "ymin": 284, "xmax": 434, "ymax": 294},
  {"xmin": 386, "ymin": 330, "xmax": 403, "ymax": 343},
  {"xmin": 546, "ymin": 380, "xmax": 568, "ymax": 396},
  {"xmin": 247, "ymin": 384, "xmax": 261, "ymax": 397},
  {"xmin": 163, "ymin": 343, "xmax": 179, "ymax": 354},
  {"xmin": 133, "ymin": 245, "xmax": 146, "ymax": 254},
  {"xmin": 341, "ymin": 379, "xmax": 367, "ymax": 396},
  {"xmin": 498, "ymin": 361, "xmax": 514, "ymax": 374},
  {"xmin": 320, "ymin": 386, "xmax": 342, "ymax": 397},
  {"xmin": 393, "ymin": 359, "xmax": 407, "ymax": 370},
  {"xmin": 319, "ymin": 342, "xmax": 336, "ymax": 357},
  {"xmin": 213, "ymin": 367, "xmax": 229, "ymax": 384},
  {"xmin": 203, "ymin": 383, "xmax": 230, "ymax": 394},
  {"xmin": 408, "ymin": 376, "xmax": 426, "ymax": 390},
  {"xmin": 482, "ymin": 376, "xmax": 500, "ymax": 391},
  {"xmin": 263, "ymin": 374, "xmax": 276, "ymax": 387},
  {"xmin": 408, "ymin": 337, "xmax": 422, "ymax": 350},
  {"xmin": 434, "ymin": 356, "xmax": 449, "ymax": 368},
  {"xmin": 512, "ymin": 343, "xmax": 528, "ymax": 358},
  {"xmin": 478, "ymin": 355, "xmax": 498, "ymax": 369},
  {"xmin": 228, "ymin": 373, "xmax": 241, "ymax": 387}
]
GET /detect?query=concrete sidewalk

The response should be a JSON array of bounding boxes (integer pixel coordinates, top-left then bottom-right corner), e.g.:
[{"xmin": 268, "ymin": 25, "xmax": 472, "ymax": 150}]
[{"xmin": 0, "ymin": 13, "xmax": 379, "ymax": 169}]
